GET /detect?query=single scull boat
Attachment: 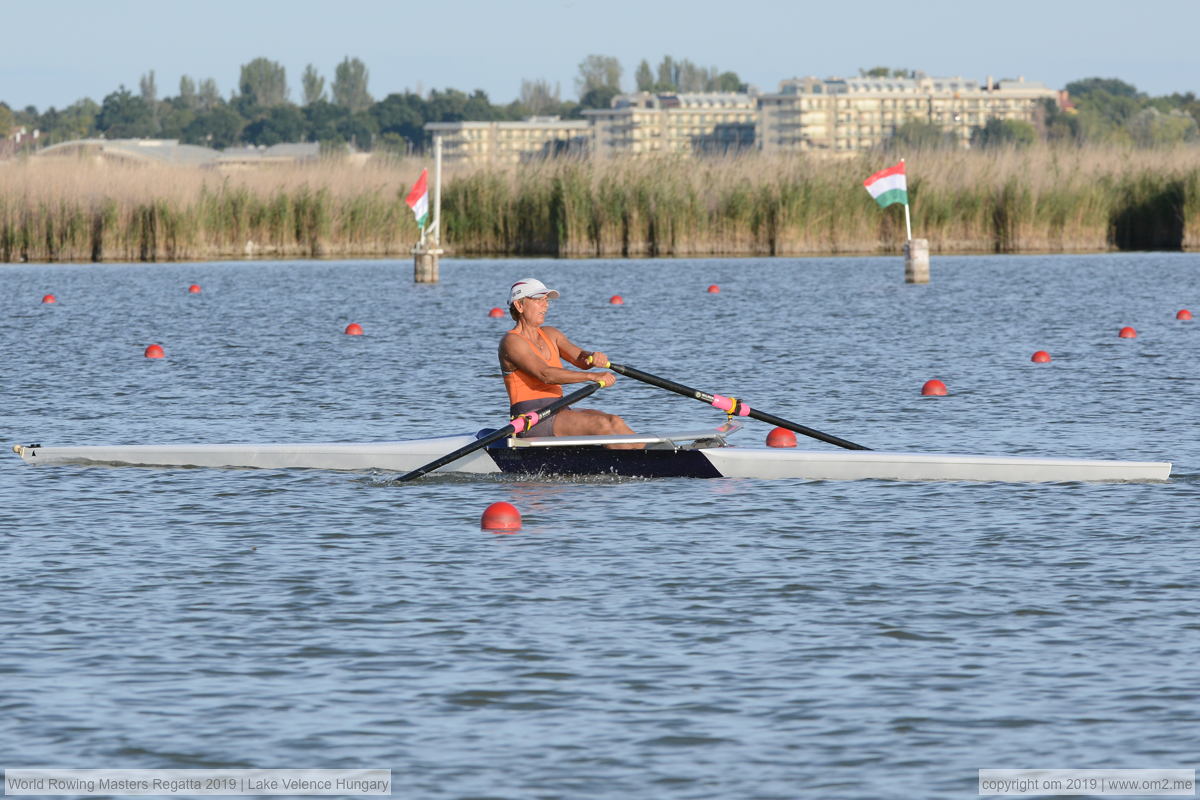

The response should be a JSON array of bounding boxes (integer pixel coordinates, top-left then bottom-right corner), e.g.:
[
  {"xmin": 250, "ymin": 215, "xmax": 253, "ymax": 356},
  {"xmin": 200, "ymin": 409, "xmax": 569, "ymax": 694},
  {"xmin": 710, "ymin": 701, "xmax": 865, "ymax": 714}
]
[{"xmin": 10, "ymin": 422, "xmax": 1171, "ymax": 482}]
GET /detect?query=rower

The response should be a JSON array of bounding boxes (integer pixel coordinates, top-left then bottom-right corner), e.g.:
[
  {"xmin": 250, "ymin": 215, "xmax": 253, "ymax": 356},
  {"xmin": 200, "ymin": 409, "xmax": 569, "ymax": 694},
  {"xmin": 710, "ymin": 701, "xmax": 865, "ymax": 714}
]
[{"xmin": 498, "ymin": 278, "xmax": 640, "ymax": 449}]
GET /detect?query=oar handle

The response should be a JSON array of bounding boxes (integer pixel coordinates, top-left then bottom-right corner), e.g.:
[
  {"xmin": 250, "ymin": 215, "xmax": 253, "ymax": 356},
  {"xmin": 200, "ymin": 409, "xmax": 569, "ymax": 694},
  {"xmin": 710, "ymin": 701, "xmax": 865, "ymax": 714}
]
[
  {"xmin": 395, "ymin": 381, "xmax": 603, "ymax": 482},
  {"xmin": 603, "ymin": 360, "xmax": 872, "ymax": 451}
]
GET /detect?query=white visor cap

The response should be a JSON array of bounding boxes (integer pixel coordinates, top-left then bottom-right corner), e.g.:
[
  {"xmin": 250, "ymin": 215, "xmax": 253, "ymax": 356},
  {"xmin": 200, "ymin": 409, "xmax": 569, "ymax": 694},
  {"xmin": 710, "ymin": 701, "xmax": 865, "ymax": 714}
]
[{"xmin": 509, "ymin": 278, "xmax": 561, "ymax": 306}]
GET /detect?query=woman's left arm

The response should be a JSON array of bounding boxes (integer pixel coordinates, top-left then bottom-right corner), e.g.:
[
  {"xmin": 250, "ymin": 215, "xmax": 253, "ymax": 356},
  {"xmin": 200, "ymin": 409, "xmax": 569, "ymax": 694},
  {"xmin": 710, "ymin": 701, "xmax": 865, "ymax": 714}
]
[{"xmin": 546, "ymin": 327, "xmax": 608, "ymax": 369}]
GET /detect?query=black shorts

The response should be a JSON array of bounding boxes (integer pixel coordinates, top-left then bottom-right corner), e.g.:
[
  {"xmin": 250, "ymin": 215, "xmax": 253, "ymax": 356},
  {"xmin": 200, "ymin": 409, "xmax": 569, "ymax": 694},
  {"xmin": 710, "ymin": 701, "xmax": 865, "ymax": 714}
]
[{"xmin": 509, "ymin": 398, "xmax": 560, "ymax": 437}]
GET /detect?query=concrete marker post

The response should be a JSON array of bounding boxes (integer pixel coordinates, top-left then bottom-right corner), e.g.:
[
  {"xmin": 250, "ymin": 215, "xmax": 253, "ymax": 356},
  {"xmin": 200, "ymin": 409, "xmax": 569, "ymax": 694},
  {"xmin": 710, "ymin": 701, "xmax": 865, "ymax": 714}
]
[{"xmin": 904, "ymin": 238, "xmax": 930, "ymax": 284}]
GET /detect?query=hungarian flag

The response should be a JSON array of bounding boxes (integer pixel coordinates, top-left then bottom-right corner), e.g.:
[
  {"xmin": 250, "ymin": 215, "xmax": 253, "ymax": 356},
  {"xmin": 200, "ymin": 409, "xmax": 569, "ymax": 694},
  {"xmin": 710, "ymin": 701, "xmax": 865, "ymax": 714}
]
[
  {"xmin": 405, "ymin": 169, "xmax": 429, "ymax": 229},
  {"xmin": 863, "ymin": 161, "xmax": 908, "ymax": 208}
]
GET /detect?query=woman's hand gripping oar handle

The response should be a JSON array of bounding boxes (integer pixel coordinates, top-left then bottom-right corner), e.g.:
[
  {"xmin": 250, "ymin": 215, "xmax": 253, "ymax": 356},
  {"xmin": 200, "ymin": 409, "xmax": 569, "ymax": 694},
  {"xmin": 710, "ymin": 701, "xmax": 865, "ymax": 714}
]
[
  {"xmin": 395, "ymin": 380, "xmax": 606, "ymax": 482},
  {"xmin": 587, "ymin": 357, "xmax": 871, "ymax": 451}
]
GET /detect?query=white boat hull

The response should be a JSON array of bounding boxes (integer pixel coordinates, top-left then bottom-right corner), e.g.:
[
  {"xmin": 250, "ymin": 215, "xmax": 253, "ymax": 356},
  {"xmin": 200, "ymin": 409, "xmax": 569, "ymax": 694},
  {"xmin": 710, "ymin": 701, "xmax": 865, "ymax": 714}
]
[{"xmin": 12, "ymin": 428, "xmax": 1171, "ymax": 483}]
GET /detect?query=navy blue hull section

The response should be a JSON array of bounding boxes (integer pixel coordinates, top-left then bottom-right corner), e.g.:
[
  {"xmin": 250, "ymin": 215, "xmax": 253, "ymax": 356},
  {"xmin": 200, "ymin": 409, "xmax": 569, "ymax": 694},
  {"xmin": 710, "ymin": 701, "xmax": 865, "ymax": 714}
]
[{"xmin": 489, "ymin": 446, "xmax": 723, "ymax": 479}]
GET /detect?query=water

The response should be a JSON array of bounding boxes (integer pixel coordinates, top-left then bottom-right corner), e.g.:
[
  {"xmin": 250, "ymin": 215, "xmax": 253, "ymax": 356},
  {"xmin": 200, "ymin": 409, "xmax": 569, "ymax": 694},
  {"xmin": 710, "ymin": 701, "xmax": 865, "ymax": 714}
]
[{"xmin": 2, "ymin": 254, "xmax": 1198, "ymax": 799}]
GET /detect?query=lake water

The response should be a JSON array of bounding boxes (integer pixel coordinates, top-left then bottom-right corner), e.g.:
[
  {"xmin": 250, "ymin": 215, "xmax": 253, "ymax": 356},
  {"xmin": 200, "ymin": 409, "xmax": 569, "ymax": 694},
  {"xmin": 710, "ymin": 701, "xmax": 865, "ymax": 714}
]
[{"xmin": 2, "ymin": 253, "xmax": 1197, "ymax": 799}]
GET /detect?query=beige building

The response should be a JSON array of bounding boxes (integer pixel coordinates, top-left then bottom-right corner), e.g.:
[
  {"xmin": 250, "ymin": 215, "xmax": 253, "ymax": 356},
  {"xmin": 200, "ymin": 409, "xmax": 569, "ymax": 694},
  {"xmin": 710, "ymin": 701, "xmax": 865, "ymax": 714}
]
[
  {"xmin": 424, "ymin": 117, "xmax": 589, "ymax": 166},
  {"xmin": 758, "ymin": 75, "xmax": 1060, "ymax": 154},
  {"xmin": 583, "ymin": 92, "xmax": 757, "ymax": 157}
]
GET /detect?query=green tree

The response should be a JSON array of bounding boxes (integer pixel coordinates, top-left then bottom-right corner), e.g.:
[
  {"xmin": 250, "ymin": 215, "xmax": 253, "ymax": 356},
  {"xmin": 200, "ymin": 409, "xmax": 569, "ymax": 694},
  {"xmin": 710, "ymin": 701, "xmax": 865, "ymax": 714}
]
[
  {"xmin": 576, "ymin": 54, "xmax": 621, "ymax": 98},
  {"xmin": 971, "ymin": 117, "xmax": 1037, "ymax": 148},
  {"xmin": 39, "ymin": 98, "xmax": 99, "ymax": 143},
  {"xmin": 179, "ymin": 76, "xmax": 198, "ymax": 110},
  {"xmin": 158, "ymin": 104, "xmax": 196, "ymax": 140},
  {"xmin": 302, "ymin": 64, "xmax": 326, "ymax": 105},
  {"xmin": 182, "ymin": 105, "xmax": 245, "ymax": 148},
  {"xmin": 1126, "ymin": 107, "xmax": 1198, "ymax": 147},
  {"xmin": 634, "ymin": 60, "xmax": 654, "ymax": 92},
  {"xmin": 714, "ymin": 71, "xmax": 746, "ymax": 92},
  {"xmin": 139, "ymin": 70, "xmax": 161, "ymax": 134},
  {"xmin": 1066, "ymin": 77, "xmax": 1140, "ymax": 99},
  {"xmin": 1038, "ymin": 97, "xmax": 1082, "ymax": 144},
  {"xmin": 0, "ymin": 103, "xmax": 15, "ymax": 137},
  {"xmin": 243, "ymin": 105, "xmax": 306, "ymax": 146},
  {"xmin": 519, "ymin": 79, "xmax": 560, "ymax": 116},
  {"xmin": 579, "ymin": 86, "xmax": 618, "ymax": 110},
  {"xmin": 369, "ymin": 92, "xmax": 426, "ymax": 148},
  {"xmin": 1163, "ymin": 92, "xmax": 1200, "ymax": 128},
  {"xmin": 239, "ymin": 58, "xmax": 288, "ymax": 107},
  {"xmin": 96, "ymin": 87, "xmax": 155, "ymax": 138},
  {"xmin": 198, "ymin": 78, "xmax": 221, "ymax": 110},
  {"xmin": 425, "ymin": 88, "xmax": 498, "ymax": 122},
  {"xmin": 305, "ymin": 99, "xmax": 350, "ymax": 143},
  {"xmin": 332, "ymin": 57, "xmax": 372, "ymax": 113},
  {"xmin": 337, "ymin": 111, "xmax": 377, "ymax": 150}
]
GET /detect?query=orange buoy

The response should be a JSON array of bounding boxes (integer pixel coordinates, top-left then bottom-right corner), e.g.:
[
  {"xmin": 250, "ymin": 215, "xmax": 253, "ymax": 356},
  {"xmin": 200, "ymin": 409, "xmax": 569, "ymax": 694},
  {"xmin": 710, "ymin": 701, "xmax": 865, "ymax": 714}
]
[
  {"xmin": 1031, "ymin": 350, "xmax": 1052, "ymax": 363},
  {"xmin": 921, "ymin": 379, "xmax": 947, "ymax": 396},
  {"xmin": 766, "ymin": 427, "xmax": 797, "ymax": 448},
  {"xmin": 488, "ymin": 307, "xmax": 505, "ymax": 318},
  {"xmin": 610, "ymin": 295, "xmax": 624, "ymax": 305},
  {"xmin": 481, "ymin": 501, "xmax": 521, "ymax": 531},
  {"xmin": 344, "ymin": 323, "xmax": 363, "ymax": 336},
  {"xmin": 41, "ymin": 294, "xmax": 57, "ymax": 304},
  {"xmin": 1177, "ymin": 309, "xmax": 1192, "ymax": 321},
  {"xmin": 187, "ymin": 284, "xmax": 202, "ymax": 294},
  {"xmin": 707, "ymin": 284, "xmax": 720, "ymax": 294},
  {"xmin": 144, "ymin": 344, "xmax": 165, "ymax": 359},
  {"xmin": 1118, "ymin": 326, "xmax": 1137, "ymax": 338}
]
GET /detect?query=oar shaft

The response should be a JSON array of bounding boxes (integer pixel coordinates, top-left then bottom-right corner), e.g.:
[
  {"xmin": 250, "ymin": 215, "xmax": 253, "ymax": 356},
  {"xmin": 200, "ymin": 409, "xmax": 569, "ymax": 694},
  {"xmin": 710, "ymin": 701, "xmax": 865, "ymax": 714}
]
[
  {"xmin": 607, "ymin": 362, "xmax": 871, "ymax": 451},
  {"xmin": 396, "ymin": 382, "xmax": 601, "ymax": 482}
]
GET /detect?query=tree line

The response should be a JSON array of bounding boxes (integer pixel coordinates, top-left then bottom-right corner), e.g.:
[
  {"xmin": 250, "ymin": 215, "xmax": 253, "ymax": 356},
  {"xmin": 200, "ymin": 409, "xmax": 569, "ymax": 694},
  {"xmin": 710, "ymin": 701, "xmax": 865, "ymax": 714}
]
[
  {"xmin": 0, "ymin": 54, "xmax": 747, "ymax": 154},
  {"xmin": 1, "ymin": 56, "xmax": 1196, "ymax": 154}
]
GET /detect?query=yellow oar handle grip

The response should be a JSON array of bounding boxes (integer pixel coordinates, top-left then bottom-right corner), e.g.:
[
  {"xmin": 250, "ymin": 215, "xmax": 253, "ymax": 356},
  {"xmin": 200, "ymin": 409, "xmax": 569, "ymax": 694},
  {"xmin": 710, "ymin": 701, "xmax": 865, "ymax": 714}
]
[
  {"xmin": 585, "ymin": 355, "xmax": 612, "ymax": 369},
  {"xmin": 593, "ymin": 377, "xmax": 610, "ymax": 387}
]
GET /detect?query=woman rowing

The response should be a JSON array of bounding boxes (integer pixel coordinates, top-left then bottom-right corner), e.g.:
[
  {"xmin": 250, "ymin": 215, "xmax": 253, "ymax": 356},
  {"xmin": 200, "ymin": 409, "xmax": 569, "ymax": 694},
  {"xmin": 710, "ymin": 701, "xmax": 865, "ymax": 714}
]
[{"xmin": 499, "ymin": 278, "xmax": 639, "ymax": 448}]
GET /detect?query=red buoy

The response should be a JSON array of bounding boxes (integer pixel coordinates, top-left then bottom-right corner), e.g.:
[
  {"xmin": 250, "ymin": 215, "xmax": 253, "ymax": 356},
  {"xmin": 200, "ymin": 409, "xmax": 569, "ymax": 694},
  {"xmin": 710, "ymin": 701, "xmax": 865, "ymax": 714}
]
[
  {"xmin": 481, "ymin": 501, "xmax": 522, "ymax": 531},
  {"xmin": 41, "ymin": 294, "xmax": 57, "ymax": 304},
  {"xmin": 1118, "ymin": 326, "xmax": 1137, "ymax": 338},
  {"xmin": 187, "ymin": 284, "xmax": 202, "ymax": 294},
  {"xmin": 144, "ymin": 344, "xmax": 165, "ymax": 359},
  {"xmin": 344, "ymin": 323, "xmax": 363, "ymax": 336},
  {"xmin": 1031, "ymin": 350, "xmax": 1052, "ymax": 363},
  {"xmin": 488, "ymin": 307, "xmax": 505, "ymax": 318},
  {"xmin": 1177, "ymin": 309, "xmax": 1193, "ymax": 321},
  {"xmin": 766, "ymin": 427, "xmax": 797, "ymax": 448},
  {"xmin": 610, "ymin": 295, "xmax": 624, "ymax": 305},
  {"xmin": 707, "ymin": 285, "xmax": 720, "ymax": 294},
  {"xmin": 921, "ymin": 379, "xmax": 947, "ymax": 396}
]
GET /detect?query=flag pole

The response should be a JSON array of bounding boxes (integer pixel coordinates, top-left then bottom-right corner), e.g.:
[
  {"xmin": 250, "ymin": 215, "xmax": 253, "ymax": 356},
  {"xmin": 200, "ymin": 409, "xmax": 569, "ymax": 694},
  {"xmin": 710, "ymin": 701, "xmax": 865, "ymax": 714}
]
[
  {"xmin": 902, "ymin": 158, "xmax": 912, "ymax": 241},
  {"xmin": 433, "ymin": 135, "xmax": 442, "ymax": 248}
]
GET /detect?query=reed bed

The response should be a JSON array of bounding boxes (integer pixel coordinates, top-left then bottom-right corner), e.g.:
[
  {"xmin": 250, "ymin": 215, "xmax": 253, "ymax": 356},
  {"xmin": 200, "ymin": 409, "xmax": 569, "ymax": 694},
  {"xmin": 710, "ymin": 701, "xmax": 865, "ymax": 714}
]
[{"xmin": 3, "ymin": 146, "xmax": 1200, "ymax": 262}]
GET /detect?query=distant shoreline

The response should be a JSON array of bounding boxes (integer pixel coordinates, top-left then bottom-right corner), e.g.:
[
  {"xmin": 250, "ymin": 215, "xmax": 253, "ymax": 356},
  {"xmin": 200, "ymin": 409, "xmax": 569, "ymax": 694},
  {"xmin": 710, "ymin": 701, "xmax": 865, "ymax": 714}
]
[{"xmin": 3, "ymin": 146, "xmax": 1199, "ymax": 263}]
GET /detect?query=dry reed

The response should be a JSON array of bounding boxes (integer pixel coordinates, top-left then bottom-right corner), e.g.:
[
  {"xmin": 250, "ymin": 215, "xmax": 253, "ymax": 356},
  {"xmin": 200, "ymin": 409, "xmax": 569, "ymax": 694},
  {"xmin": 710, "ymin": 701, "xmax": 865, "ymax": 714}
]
[{"xmin": 2, "ymin": 145, "xmax": 1199, "ymax": 262}]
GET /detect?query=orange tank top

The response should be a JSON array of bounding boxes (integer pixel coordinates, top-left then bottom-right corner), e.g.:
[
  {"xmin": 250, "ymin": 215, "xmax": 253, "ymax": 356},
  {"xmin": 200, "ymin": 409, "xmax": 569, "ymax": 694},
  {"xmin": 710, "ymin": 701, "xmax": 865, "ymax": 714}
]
[{"xmin": 503, "ymin": 327, "xmax": 564, "ymax": 405}]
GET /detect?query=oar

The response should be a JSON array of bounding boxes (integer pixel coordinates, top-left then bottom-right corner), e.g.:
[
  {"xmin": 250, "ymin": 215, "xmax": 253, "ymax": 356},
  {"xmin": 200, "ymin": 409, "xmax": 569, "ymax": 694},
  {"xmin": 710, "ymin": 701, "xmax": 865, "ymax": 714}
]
[
  {"xmin": 595, "ymin": 359, "xmax": 871, "ymax": 451},
  {"xmin": 395, "ymin": 381, "xmax": 605, "ymax": 482}
]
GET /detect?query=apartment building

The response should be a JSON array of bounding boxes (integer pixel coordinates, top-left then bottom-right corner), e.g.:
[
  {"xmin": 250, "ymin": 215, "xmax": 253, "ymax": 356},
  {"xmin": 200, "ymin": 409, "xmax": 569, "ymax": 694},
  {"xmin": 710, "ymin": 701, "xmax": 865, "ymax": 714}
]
[
  {"xmin": 583, "ymin": 92, "xmax": 757, "ymax": 157},
  {"xmin": 423, "ymin": 117, "xmax": 589, "ymax": 166},
  {"xmin": 757, "ymin": 75, "xmax": 1059, "ymax": 154}
]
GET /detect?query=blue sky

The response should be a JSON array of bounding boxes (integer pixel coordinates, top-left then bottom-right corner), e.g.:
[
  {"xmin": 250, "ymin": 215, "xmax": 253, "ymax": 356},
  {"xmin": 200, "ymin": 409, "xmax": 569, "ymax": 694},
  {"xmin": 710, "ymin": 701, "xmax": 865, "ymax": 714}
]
[{"xmin": 3, "ymin": 0, "xmax": 1196, "ymax": 111}]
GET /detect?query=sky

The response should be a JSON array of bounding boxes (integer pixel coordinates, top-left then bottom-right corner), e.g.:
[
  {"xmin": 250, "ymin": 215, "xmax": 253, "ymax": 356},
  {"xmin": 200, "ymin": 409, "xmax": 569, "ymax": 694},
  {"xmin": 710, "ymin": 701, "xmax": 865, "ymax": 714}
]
[{"xmin": 2, "ymin": 0, "xmax": 1198, "ymax": 112}]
